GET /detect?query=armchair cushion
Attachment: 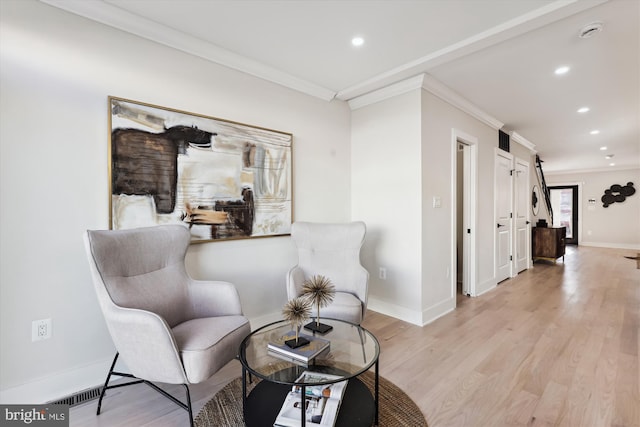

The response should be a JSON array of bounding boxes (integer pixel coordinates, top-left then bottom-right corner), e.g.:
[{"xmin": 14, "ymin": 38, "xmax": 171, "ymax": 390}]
[
  {"xmin": 172, "ymin": 315, "xmax": 251, "ymax": 383},
  {"xmin": 317, "ymin": 292, "xmax": 364, "ymax": 325}
]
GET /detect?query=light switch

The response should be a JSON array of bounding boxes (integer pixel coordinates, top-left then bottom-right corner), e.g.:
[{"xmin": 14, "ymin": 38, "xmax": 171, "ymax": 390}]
[{"xmin": 433, "ymin": 196, "xmax": 442, "ymax": 208}]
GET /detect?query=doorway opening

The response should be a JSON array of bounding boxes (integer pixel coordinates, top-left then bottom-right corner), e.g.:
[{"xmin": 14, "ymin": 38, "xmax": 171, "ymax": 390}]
[
  {"xmin": 549, "ymin": 185, "xmax": 579, "ymax": 245},
  {"xmin": 451, "ymin": 129, "xmax": 477, "ymax": 300}
]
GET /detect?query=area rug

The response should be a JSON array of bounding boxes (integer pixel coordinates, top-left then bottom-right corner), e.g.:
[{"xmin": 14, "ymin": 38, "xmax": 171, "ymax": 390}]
[{"xmin": 194, "ymin": 370, "xmax": 427, "ymax": 426}]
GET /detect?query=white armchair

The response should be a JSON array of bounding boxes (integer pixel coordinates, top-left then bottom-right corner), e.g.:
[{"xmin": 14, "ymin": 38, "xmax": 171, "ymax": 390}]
[
  {"xmin": 83, "ymin": 224, "xmax": 250, "ymax": 426},
  {"xmin": 286, "ymin": 221, "xmax": 369, "ymax": 325}
]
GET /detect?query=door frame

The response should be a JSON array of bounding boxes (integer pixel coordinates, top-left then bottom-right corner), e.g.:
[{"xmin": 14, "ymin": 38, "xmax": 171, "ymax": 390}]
[
  {"xmin": 451, "ymin": 129, "xmax": 477, "ymax": 298},
  {"xmin": 548, "ymin": 183, "xmax": 582, "ymax": 245}
]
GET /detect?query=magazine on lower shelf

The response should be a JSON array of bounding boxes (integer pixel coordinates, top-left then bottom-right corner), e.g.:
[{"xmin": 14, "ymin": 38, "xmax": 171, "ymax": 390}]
[
  {"xmin": 267, "ymin": 332, "xmax": 330, "ymax": 363},
  {"xmin": 273, "ymin": 371, "xmax": 348, "ymax": 427}
]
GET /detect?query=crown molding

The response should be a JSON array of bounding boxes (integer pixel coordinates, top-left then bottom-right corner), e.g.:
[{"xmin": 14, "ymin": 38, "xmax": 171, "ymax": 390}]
[
  {"xmin": 510, "ymin": 132, "xmax": 537, "ymax": 152},
  {"xmin": 40, "ymin": 0, "xmax": 606, "ymax": 104},
  {"xmin": 39, "ymin": 0, "xmax": 337, "ymax": 101},
  {"xmin": 336, "ymin": 0, "xmax": 608, "ymax": 101},
  {"xmin": 348, "ymin": 73, "xmax": 504, "ymax": 131},
  {"xmin": 421, "ymin": 74, "xmax": 504, "ymax": 130},
  {"xmin": 347, "ymin": 75, "xmax": 426, "ymax": 110}
]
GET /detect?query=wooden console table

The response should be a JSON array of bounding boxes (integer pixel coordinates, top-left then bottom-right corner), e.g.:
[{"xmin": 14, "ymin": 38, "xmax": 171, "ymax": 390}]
[{"xmin": 532, "ymin": 226, "xmax": 566, "ymax": 263}]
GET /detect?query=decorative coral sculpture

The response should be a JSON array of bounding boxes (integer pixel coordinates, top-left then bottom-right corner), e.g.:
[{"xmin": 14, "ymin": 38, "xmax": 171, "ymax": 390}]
[
  {"xmin": 282, "ymin": 297, "xmax": 312, "ymax": 347},
  {"xmin": 301, "ymin": 275, "xmax": 335, "ymax": 334}
]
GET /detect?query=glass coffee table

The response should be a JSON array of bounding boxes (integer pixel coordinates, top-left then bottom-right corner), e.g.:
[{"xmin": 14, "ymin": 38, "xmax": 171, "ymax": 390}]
[{"xmin": 239, "ymin": 318, "xmax": 380, "ymax": 426}]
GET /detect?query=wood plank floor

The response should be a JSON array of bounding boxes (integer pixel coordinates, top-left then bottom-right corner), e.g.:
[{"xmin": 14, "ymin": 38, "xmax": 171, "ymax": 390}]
[{"xmin": 70, "ymin": 245, "xmax": 639, "ymax": 426}]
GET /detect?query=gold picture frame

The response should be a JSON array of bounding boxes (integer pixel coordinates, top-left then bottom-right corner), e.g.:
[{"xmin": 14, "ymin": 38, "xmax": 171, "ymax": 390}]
[{"xmin": 108, "ymin": 97, "xmax": 293, "ymax": 243}]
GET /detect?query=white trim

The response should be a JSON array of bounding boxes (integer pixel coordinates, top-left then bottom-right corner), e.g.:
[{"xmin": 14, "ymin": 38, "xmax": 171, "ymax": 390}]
[
  {"xmin": 40, "ymin": 0, "xmax": 607, "ymax": 103},
  {"xmin": 511, "ymin": 132, "xmax": 537, "ymax": 152},
  {"xmin": 368, "ymin": 296, "xmax": 456, "ymax": 327},
  {"xmin": 0, "ymin": 311, "xmax": 281, "ymax": 405},
  {"xmin": 420, "ymin": 297, "xmax": 456, "ymax": 326},
  {"xmin": 422, "ymin": 75, "xmax": 504, "ymax": 130},
  {"xmin": 451, "ymin": 129, "xmax": 479, "ymax": 299},
  {"xmin": 347, "ymin": 75, "xmax": 425, "ymax": 110},
  {"xmin": 581, "ymin": 242, "xmax": 640, "ymax": 250},
  {"xmin": 348, "ymin": 73, "xmax": 505, "ymax": 134},
  {"xmin": 39, "ymin": 0, "xmax": 336, "ymax": 101},
  {"xmin": 336, "ymin": 0, "xmax": 608, "ymax": 101},
  {"xmin": 367, "ymin": 297, "xmax": 424, "ymax": 326},
  {"xmin": 0, "ymin": 357, "xmax": 113, "ymax": 404},
  {"xmin": 475, "ymin": 280, "xmax": 498, "ymax": 297}
]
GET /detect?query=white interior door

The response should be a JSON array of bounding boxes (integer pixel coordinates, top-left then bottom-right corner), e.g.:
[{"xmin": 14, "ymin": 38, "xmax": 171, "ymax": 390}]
[
  {"xmin": 514, "ymin": 158, "xmax": 530, "ymax": 273},
  {"xmin": 495, "ymin": 150, "xmax": 513, "ymax": 283}
]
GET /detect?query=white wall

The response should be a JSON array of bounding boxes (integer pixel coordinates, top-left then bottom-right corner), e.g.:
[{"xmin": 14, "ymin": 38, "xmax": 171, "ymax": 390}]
[
  {"xmin": 351, "ymin": 90, "xmax": 424, "ymax": 323},
  {"xmin": 546, "ymin": 168, "xmax": 640, "ymax": 249},
  {"xmin": 420, "ymin": 90, "xmax": 500, "ymax": 305},
  {"xmin": 351, "ymin": 85, "xmax": 503, "ymax": 325},
  {"xmin": 0, "ymin": 0, "xmax": 351, "ymax": 403}
]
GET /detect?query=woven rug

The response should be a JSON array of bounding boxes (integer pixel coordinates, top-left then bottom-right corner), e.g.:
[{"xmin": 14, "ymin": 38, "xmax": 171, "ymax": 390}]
[{"xmin": 194, "ymin": 370, "xmax": 427, "ymax": 426}]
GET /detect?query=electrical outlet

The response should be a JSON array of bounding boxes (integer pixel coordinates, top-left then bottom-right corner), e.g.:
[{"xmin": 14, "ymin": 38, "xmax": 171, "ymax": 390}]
[
  {"xmin": 379, "ymin": 267, "xmax": 387, "ymax": 280},
  {"xmin": 32, "ymin": 318, "xmax": 51, "ymax": 342}
]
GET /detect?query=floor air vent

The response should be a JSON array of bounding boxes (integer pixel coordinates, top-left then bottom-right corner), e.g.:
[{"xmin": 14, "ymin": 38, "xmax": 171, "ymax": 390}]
[{"xmin": 48, "ymin": 386, "xmax": 102, "ymax": 407}]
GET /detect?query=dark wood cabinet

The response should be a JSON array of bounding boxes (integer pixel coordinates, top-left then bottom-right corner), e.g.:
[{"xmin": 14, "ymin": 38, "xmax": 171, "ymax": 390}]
[{"xmin": 532, "ymin": 227, "xmax": 566, "ymax": 262}]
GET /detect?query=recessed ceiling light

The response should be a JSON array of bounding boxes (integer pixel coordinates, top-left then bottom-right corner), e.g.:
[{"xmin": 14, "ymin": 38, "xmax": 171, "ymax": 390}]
[
  {"xmin": 609, "ymin": 163, "xmax": 616, "ymax": 166},
  {"xmin": 577, "ymin": 107, "xmax": 590, "ymax": 113},
  {"xmin": 555, "ymin": 66, "xmax": 570, "ymax": 75},
  {"xmin": 351, "ymin": 37, "xmax": 364, "ymax": 47},
  {"xmin": 605, "ymin": 154, "xmax": 614, "ymax": 159},
  {"xmin": 600, "ymin": 146, "xmax": 607, "ymax": 151},
  {"xmin": 590, "ymin": 130, "xmax": 600, "ymax": 135}
]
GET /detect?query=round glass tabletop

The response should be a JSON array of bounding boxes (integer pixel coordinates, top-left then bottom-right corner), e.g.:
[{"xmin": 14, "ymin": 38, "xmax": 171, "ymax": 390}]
[{"xmin": 239, "ymin": 318, "xmax": 380, "ymax": 385}]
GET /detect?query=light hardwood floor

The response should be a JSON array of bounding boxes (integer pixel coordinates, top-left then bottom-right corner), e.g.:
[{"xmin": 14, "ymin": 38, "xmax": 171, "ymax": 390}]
[{"xmin": 70, "ymin": 245, "xmax": 639, "ymax": 426}]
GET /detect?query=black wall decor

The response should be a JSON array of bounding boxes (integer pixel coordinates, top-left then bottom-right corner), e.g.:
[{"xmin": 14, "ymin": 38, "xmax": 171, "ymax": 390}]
[{"xmin": 601, "ymin": 182, "xmax": 635, "ymax": 207}]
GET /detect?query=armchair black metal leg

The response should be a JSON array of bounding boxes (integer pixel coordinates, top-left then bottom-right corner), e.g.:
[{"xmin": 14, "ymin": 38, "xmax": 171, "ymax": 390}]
[
  {"xmin": 183, "ymin": 384, "xmax": 194, "ymax": 427},
  {"xmin": 97, "ymin": 352, "xmax": 119, "ymax": 415},
  {"xmin": 96, "ymin": 352, "xmax": 194, "ymax": 426}
]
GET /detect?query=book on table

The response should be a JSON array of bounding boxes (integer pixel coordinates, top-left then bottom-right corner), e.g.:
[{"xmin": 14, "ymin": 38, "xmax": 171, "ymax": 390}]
[
  {"xmin": 273, "ymin": 371, "xmax": 348, "ymax": 427},
  {"xmin": 267, "ymin": 331, "xmax": 330, "ymax": 363},
  {"xmin": 268, "ymin": 346, "xmax": 331, "ymax": 367}
]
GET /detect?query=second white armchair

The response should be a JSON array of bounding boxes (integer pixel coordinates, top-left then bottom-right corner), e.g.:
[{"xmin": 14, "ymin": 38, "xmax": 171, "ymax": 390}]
[{"xmin": 286, "ymin": 221, "xmax": 369, "ymax": 325}]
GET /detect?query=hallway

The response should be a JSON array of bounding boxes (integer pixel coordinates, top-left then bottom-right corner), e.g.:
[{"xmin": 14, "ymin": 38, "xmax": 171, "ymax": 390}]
[{"xmin": 366, "ymin": 245, "xmax": 639, "ymax": 426}]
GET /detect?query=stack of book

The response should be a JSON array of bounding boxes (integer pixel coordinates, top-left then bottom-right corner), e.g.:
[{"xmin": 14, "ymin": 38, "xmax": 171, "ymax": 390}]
[
  {"xmin": 274, "ymin": 371, "xmax": 348, "ymax": 427},
  {"xmin": 267, "ymin": 332, "xmax": 330, "ymax": 366}
]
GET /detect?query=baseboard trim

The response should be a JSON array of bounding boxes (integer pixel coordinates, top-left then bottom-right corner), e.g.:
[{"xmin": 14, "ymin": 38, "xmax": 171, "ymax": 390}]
[
  {"xmin": 580, "ymin": 242, "xmax": 640, "ymax": 250},
  {"xmin": 475, "ymin": 278, "xmax": 498, "ymax": 297},
  {"xmin": 367, "ymin": 297, "xmax": 424, "ymax": 326},
  {"xmin": 0, "ymin": 312, "xmax": 282, "ymax": 405},
  {"xmin": 368, "ymin": 296, "xmax": 456, "ymax": 327},
  {"xmin": 0, "ymin": 358, "xmax": 112, "ymax": 405},
  {"xmin": 420, "ymin": 297, "xmax": 456, "ymax": 326}
]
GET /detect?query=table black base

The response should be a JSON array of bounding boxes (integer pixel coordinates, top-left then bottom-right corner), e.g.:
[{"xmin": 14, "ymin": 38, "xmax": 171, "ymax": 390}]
[{"xmin": 244, "ymin": 377, "xmax": 374, "ymax": 427}]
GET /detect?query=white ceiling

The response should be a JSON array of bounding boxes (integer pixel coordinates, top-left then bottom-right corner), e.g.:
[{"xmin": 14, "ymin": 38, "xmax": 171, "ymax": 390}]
[{"xmin": 42, "ymin": 0, "xmax": 639, "ymax": 174}]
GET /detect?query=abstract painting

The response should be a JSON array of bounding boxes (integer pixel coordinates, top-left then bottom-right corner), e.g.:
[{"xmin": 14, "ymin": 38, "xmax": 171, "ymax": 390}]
[{"xmin": 109, "ymin": 97, "xmax": 293, "ymax": 242}]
